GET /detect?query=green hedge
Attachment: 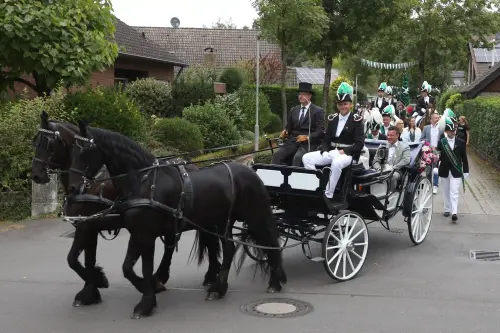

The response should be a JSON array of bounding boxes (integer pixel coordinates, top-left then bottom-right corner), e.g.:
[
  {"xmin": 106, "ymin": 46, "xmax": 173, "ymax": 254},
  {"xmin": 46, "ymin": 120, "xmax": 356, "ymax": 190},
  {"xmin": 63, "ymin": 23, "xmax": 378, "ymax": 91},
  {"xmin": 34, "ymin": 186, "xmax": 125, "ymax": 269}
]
[
  {"xmin": 125, "ymin": 78, "xmax": 173, "ymax": 117},
  {"xmin": 246, "ymin": 84, "xmax": 331, "ymax": 120},
  {"xmin": 152, "ymin": 117, "xmax": 204, "ymax": 152},
  {"xmin": 458, "ymin": 96, "xmax": 500, "ymax": 163}
]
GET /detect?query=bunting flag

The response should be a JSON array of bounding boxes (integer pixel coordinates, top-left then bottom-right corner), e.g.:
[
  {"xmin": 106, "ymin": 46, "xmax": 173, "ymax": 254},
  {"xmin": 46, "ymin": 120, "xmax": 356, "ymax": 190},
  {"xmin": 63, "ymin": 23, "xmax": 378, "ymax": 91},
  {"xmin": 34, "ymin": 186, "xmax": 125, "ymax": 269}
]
[{"xmin": 360, "ymin": 58, "xmax": 417, "ymax": 70}]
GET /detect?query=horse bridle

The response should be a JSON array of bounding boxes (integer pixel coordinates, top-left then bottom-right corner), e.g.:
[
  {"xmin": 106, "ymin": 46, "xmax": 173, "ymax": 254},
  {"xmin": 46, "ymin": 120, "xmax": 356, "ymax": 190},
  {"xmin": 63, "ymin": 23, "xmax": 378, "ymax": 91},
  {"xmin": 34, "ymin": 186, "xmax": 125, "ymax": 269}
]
[
  {"xmin": 32, "ymin": 128, "xmax": 67, "ymax": 175},
  {"xmin": 68, "ymin": 134, "xmax": 96, "ymax": 189}
]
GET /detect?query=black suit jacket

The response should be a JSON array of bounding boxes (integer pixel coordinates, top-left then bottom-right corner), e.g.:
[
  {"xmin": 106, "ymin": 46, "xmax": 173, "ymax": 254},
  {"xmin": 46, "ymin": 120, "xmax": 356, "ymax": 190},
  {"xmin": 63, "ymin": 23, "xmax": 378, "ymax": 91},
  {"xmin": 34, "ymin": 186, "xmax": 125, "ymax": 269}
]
[
  {"xmin": 437, "ymin": 134, "xmax": 469, "ymax": 178},
  {"xmin": 320, "ymin": 112, "xmax": 365, "ymax": 156},
  {"xmin": 415, "ymin": 95, "xmax": 436, "ymax": 116},
  {"xmin": 285, "ymin": 103, "xmax": 325, "ymax": 147},
  {"xmin": 371, "ymin": 97, "xmax": 389, "ymax": 111}
]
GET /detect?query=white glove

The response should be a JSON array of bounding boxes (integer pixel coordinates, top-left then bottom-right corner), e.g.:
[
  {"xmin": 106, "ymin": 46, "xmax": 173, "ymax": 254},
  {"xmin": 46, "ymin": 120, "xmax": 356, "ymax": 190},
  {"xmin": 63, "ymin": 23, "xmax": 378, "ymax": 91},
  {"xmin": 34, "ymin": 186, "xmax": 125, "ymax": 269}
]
[
  {"xmin": 433, "ymin": 167, "xmax": 439, "ymax": 175},
  {"xmin": 464, "ymin": 173, "xmax": 469, "ymax": 179}
]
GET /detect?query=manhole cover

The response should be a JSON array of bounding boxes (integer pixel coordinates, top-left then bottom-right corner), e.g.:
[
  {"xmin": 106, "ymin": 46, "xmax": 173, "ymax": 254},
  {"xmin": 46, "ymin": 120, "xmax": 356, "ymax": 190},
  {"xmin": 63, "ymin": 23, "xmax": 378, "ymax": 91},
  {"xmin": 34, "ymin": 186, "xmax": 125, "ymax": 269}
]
[
  {"xmin": 470, "ymin": 250, "xmax": 500, "ymax": 261},
  {"xmin": 241, "ymin": 298, "xmax": 313, "ymax": 318}
]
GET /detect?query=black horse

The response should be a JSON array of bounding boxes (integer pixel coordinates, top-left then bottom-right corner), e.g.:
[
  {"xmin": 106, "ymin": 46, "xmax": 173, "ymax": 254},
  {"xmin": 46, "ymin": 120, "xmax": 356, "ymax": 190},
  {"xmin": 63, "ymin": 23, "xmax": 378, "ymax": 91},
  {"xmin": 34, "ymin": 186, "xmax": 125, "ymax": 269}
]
[
  {"xmin": 67, "ymin": 122, "xmax": 287, "ymax": 319},
  {"xmin": 31, "ymin": 111, "xmax": 220, "ymax": 308}
]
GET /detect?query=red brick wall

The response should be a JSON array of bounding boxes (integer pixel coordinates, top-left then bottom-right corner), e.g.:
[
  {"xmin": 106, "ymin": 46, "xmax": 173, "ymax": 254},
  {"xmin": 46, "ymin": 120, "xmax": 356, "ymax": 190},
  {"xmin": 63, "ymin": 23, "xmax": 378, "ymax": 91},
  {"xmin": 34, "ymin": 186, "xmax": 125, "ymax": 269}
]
[{"xmin": 5, "ymin": 55, "xmax": 175, "ymax": 99}]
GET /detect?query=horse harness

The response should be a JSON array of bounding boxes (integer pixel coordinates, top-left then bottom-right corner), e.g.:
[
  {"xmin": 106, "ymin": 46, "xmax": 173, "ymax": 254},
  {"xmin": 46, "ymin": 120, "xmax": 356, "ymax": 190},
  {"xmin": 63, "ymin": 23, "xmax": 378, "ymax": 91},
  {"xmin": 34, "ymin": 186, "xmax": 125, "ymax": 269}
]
[
  {"xmin": 32, "ymin": 127, "xmax": 67, "ymax": 174},
  {"xmin": 68, "ymin": 153, "xmax": 236, "ymax": 251}
]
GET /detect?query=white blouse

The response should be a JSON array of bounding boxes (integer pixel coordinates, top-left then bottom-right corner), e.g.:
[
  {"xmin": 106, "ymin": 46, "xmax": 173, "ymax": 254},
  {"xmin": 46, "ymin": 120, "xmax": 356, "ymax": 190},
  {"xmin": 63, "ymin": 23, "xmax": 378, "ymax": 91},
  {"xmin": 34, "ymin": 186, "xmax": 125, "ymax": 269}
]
[{"xmin": 401, "ymin": 127, "xmax": 422, "ymax": 143}]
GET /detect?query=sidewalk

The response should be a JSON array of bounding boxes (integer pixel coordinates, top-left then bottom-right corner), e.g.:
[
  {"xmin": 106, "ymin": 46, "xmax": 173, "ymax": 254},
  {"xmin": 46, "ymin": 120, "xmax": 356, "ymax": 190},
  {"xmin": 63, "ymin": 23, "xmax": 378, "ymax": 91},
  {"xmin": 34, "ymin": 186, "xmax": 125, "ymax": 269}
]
[{"xmin": 433, "ymin": 148, "xmax": 500, "ymax": 216}]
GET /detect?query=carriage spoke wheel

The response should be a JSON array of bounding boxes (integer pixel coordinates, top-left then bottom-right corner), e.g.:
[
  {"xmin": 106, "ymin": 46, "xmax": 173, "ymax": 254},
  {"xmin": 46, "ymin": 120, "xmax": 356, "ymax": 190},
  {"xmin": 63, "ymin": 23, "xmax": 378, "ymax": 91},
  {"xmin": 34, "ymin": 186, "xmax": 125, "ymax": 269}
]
[
  {"xmin": 408, "ymin": 177, "xmax": 433, "ymax": 245},
  {"xmin": 322, "ymin": 212, "xmax": 369, "ymax": 281}
]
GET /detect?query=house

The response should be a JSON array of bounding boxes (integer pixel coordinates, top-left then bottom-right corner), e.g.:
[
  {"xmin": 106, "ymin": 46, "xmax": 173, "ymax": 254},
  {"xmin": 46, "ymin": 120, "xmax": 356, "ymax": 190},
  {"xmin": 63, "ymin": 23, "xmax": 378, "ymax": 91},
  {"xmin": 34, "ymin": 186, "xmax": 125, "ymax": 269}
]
[
  {"xmin": 133, "ymin": 26, "xmax": 305, "ymax": 86},
  {"xmin": 8, "ymin": 18, "xmax": 187, "ymax": 98},
  {"xmin": 460, "ymin": 60, "xmax": 500, "ymax": 99},
  {"xmin": 467, "ymin": 34, "xmax": 500, "ymax": 84}
]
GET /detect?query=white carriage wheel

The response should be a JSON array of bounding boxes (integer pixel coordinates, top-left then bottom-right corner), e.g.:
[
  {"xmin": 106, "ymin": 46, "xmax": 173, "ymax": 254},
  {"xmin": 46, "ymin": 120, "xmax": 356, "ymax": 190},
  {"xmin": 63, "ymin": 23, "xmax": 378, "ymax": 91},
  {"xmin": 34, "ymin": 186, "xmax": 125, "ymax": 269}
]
[
  {"xmin": 408, "ymin": 177, "xmax": 433, "ymax": 245},
  {"xmin": 322, "ymin": 212, "xmax": 369, "ymax": 281}
]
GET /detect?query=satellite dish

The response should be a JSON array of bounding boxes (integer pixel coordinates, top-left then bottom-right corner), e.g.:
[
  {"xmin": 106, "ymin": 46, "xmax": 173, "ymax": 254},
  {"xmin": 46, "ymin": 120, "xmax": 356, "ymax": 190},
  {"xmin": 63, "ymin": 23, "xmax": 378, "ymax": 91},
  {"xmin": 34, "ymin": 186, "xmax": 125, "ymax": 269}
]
[{"xmin": 170, "ymin": 17, "xmax": 180, "ymax": 28}]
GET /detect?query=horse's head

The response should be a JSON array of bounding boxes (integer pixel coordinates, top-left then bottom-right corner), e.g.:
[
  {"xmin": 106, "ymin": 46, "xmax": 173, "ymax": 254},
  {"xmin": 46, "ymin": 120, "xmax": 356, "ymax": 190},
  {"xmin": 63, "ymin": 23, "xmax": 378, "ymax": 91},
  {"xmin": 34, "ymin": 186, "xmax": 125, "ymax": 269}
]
[
  {"xmin": 68, "ymin": 121, "xmax": 105, "ymax": 194},
  {"xmin": 31, "ymin": 111, "xmax": 77, "ymax": 184}
]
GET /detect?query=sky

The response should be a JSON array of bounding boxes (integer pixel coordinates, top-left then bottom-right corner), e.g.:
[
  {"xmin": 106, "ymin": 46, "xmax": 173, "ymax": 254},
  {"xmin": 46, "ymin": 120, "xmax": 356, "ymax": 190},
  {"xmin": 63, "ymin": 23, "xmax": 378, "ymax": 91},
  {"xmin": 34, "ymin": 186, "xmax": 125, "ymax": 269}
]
[{"xmin": 110, "ymin": 0, "xmax": 258, "ymax": 28}]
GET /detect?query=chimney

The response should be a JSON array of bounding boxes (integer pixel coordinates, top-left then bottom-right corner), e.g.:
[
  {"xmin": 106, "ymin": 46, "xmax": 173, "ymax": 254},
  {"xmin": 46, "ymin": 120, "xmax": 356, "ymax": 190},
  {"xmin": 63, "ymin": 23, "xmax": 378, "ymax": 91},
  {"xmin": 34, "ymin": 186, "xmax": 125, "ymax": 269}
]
[{"xmin": 204, "ymin": 47, "xmax": 216, "ymax": 68}]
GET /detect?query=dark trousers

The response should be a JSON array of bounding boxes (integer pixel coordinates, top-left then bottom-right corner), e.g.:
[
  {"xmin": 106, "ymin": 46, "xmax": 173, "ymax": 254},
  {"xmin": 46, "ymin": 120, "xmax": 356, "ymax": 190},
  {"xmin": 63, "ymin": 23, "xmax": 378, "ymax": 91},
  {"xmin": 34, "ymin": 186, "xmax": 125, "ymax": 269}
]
[{"xmin": 271, "ymin": 142, "xmax": 309, "ymax": 167}]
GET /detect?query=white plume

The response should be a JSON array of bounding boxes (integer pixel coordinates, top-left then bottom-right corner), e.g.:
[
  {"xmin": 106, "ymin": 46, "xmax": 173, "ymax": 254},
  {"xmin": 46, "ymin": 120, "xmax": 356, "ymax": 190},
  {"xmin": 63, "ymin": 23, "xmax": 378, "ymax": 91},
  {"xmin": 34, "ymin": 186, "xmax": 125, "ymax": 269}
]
[
  {"xmin": 371, "ymin": 108, "xmax": 383, "ymax": 125},
  {"xmin": 437, "ymin": 114, "xmax": 446, "ymax": 133}
]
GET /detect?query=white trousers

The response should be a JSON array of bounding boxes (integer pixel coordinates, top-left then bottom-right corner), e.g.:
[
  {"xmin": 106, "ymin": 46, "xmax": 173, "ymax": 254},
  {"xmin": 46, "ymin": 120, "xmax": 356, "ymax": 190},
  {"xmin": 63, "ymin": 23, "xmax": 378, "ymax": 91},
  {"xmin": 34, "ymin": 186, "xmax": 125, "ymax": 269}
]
[
  {"xmin": 440, "ymin": 175, "xmax": 461, "ymax": 214},
  {"xmin": 302, "ymin": 150, "xmax": 352, "ymax": 198}
]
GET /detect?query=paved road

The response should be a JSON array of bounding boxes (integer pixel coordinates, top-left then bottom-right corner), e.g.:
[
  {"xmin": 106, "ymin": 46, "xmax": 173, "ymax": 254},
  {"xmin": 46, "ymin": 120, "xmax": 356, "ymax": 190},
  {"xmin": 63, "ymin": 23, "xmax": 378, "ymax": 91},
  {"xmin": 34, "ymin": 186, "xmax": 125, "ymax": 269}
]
[{"xmin": 1, "ymin": 151, "xmax": 500, "ymax": 333}]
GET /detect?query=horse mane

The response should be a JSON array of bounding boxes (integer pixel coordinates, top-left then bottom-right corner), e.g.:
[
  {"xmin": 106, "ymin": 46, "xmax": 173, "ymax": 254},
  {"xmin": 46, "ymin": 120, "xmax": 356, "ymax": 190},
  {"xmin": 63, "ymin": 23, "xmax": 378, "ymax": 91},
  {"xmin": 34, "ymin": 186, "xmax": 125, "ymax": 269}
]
[{"xmin": 88, "ymin": 127, "xmax": 156, "ymax": 170}]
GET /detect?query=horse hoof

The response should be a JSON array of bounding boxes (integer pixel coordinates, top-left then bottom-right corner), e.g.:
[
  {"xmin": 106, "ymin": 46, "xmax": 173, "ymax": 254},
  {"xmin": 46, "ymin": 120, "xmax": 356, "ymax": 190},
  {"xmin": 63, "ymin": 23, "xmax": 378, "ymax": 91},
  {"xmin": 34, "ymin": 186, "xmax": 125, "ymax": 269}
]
[
  {"xmin": 131, "ymin": 312, "xmax": 143, "ymax": 320},
  {"xmin": 267, "ymin": 287, "xmax": 278, "ymax": 293},
  {"xmin": 205, "ymin": 292, "xmax": 221, "ymax": 301},
  {"xmin": 73, "ymin": 300, "xmax": 83, "ymax": 307}
]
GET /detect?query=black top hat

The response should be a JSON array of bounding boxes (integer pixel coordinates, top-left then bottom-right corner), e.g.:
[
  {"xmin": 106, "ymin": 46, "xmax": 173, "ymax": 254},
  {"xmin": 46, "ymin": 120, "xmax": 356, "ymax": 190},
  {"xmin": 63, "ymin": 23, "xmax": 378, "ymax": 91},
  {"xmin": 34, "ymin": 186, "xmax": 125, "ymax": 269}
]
[{"xmin": 298, "ymin": 82, "xmax": 313, "ymax": 94}]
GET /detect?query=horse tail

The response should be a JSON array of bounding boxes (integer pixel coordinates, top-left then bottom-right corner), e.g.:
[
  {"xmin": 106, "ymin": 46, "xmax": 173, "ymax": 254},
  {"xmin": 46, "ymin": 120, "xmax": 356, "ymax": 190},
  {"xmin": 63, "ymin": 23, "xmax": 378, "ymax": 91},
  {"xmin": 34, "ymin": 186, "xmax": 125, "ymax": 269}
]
[{"xmin": 188, "ymin": 230, "xmax": 221, "ymax": 266}]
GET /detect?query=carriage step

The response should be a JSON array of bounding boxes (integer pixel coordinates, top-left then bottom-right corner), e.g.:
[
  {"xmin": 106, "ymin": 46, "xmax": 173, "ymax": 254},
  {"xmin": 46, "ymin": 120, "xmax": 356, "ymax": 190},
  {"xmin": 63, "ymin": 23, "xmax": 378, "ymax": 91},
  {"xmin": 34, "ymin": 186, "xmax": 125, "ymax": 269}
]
[{"xmin": 310, "ymin": 257, "xmax": 325, "ymax": 262}]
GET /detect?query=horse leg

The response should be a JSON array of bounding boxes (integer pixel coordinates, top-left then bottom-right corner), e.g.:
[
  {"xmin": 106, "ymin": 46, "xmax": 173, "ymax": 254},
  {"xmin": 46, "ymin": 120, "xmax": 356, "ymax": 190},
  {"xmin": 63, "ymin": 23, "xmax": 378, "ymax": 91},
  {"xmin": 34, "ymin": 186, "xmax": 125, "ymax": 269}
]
[
  {"xmin": 151, "ymin": 235, "xmax": 176, "ymax": 293},
  {"xmin": 247, "ymin": 216, "xmax": 287, "ymax": 293},
  {"xmin": 122, "ymin": 235, "xmax": 144, "ymax": 293},
  {"xmin": 67, "ymin": 225, "xmax": 101, "ymax": 307},
  {"xmin": 201, "ymin": 232, "xmax": 221, "ymax": 287},
  {"xmin": 131, "ymin": 234, "xmax": 157, "ymax": 319},
  {"xmin": 206, "ymin": 223, "xmax": 236, "ymax": 301}
]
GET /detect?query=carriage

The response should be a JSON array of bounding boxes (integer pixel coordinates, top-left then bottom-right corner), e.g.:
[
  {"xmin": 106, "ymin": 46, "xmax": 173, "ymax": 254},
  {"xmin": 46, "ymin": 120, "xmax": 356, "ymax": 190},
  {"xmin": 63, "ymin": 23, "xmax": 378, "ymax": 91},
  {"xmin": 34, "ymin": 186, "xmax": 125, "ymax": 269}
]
[{"xmin": 238, "ymin": 138, "xmax": 433, "ymax": 281}]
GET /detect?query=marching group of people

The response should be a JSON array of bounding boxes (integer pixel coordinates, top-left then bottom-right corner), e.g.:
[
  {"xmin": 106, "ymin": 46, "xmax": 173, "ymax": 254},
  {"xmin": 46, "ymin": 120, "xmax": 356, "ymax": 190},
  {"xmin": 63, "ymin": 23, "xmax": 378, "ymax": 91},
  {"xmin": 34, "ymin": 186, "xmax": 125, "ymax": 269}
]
[{"xmin": 272, "ymin": 79, "xmax": 471, "ymax": 223}]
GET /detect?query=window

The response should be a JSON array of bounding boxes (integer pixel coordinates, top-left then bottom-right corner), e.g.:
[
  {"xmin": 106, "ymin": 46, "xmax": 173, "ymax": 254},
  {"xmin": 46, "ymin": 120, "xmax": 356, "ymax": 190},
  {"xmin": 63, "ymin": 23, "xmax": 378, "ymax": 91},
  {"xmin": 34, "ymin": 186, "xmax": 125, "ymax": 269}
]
[{"xmin": 114, "ymin": 68, "xmax": 149, "ymax": 86}]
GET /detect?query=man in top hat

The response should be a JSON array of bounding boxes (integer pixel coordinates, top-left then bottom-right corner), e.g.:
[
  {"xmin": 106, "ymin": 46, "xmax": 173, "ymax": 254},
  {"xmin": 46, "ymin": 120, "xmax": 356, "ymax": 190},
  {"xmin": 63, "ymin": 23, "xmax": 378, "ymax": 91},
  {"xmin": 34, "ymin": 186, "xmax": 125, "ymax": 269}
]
[
  {"xmin": 415, "ymin": 81, "xmax": 436, "ymax": 118},
  {"xmin": 302, "ymin": 82, "xmax": 365, "ymax": 201},
  {"xmin": 272, "ymin": 82, "xmax": 325, "ymax": 166},
  {"xmin": 371, "ymin": 82, "xmax": 389, "ymax": 111},
  {"xmin": 436, "ymin": 118, "xmax": 469, "ymax": 223}
]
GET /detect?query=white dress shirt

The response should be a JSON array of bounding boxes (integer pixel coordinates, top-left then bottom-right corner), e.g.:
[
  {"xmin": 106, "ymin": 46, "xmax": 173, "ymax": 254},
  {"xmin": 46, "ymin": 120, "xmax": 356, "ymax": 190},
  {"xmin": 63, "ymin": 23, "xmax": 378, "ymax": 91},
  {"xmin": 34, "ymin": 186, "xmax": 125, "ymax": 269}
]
[
  {"xmin": 446, "ymin": 135, "xmax": 455, "ymax": 150},
  {"xmin": 430, "ymin": 123, "xmax": 439, "ymax": 147},
  {"xmin": 299, "ymin": 102, "xmax": 311, "ymax": 121},
  {"xmin": 387, "ymin": 141, "xmax": 398, "ymax": 165},
  {"xmin": 336, "ymin": 112, "xmax": 350, "ymax": 137}
]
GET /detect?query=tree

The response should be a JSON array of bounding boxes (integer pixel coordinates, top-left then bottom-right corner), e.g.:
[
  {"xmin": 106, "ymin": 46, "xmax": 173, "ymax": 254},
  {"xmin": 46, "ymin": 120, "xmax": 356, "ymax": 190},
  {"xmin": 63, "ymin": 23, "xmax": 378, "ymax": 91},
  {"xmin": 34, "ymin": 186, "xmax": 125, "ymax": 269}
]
[
  {"xmin": 358, "ymin": 0, "xmax": 500, "ymax": 92},
  {"xmin": 0, "ymin": 0, "xmax": 119, "ymax": 97},
  {"xmin": 212, "ymin": 17, "xmax": 237, "ymax": 29},
  {"xmin": 252, "ymin": 0, "xmax": 329, "ymax": 125},
  {"xmin": 308, "ymin": 0, "xmax": 407, "ymax": 111}
]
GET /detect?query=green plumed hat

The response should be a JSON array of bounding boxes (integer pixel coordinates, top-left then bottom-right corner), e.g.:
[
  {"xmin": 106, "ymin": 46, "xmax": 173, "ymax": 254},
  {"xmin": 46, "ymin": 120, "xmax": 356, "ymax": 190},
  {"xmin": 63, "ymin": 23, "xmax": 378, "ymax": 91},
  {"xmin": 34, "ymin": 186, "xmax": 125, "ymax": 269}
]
[
  {"xmin": 445, "ymin": 117, "xmax": 455, "ymax": 131},
  {"xmin": 443, "ymin": 108, "xmax": 457, "ymax": 122},
  {"xmin": 382, "ymin": 104, "xmax": 395, "ymax": 117},
  {"xmin": 378, "ymin": 82, "xmax": 387, "ymax": 92},
  {"xmin": 337, "ymin": 82, "xmax": 353, "ymax": 102},
  {"xmin": 421, "ymin": 81, "xmax": 432, "ymax": 93}
]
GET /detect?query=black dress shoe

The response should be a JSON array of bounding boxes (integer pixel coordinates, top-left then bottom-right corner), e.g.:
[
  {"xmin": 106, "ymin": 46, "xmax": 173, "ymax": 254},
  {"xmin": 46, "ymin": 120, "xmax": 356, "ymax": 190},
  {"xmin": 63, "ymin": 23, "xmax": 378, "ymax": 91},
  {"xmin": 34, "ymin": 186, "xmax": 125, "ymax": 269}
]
[
  {"xmin": 452, "ymin": 214, "xmax": 458, "ymax": 222},
  {"xmin": 444, "ymin": 212, "xmax": 450, "ymax": 217}
]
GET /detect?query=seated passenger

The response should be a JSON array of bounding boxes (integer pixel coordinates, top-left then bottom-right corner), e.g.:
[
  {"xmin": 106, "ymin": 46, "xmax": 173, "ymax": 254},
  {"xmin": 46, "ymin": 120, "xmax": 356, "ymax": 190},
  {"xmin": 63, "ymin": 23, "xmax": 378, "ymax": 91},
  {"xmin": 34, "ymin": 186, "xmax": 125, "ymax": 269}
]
[
  {"xmin": 271, "ymin": 82, "xmax": 325, "ymax": 166},
  {"xmin": 367, "ymin": 121, "xmax": 387, "ymax": 140},
  {"xmin": 372, "ymin": 126, "xmax": 411, "ymax": 191},
  {"xmin": 302, "ymin": 82, "xmax": 365, "ymax": 201}
]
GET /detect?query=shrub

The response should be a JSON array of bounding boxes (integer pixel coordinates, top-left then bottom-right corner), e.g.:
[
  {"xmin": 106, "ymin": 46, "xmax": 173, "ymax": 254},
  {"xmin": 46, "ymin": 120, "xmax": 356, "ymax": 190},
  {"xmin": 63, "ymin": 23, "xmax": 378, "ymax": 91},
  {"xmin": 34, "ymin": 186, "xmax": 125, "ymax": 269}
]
[
  {"xmin": 240, "ymin": 130, "xmax": 255, "ymax": 142},
  {"xmin": 63, "ymin": 86, "xmax": 144, "ymax": 141},
  {"xmin": 437, "ymin": 87, "xmax": 458, "ymax": 112},
  {"xmin": 246, "ymin": 84, "xmax": 329, "ymax": 119},
  {"xmin": 183, "ymin": 102, "xmax": 240, "ymax": 148},
  {"xmin": 125, "ymin": 78, "xmax": 173, "ymax": 117},
  {"xmin": 460, "ymin": 96, "xmax": 500, "ymax": 163},
  {"xmin": 236, "ymin": 86, "xmax": 273, "ymax": 132},
  {"xmin": 213, "ymin": 93, "xmax": 246, "ymax": 131},
  {"xmin": 171, "ymin": 64, "xmax": 217, "ymax": 116},
  {"xmin": 253, "ymin": 150, "xmax": 273, "ymax": 164},
  {"xmin": 264, "ymin": 113, "xmax": 283, "ymax": 134},
  {"xmin": 445, "ymin": 93, "xmax": 463, "ymax": 111},
  {"xmin": 152, "ymin": 117, "xmax": 204, "ymax": 153},
  {"xmin": 218, "ymin": 67, "xmax": 245, "ymax": 93}
]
